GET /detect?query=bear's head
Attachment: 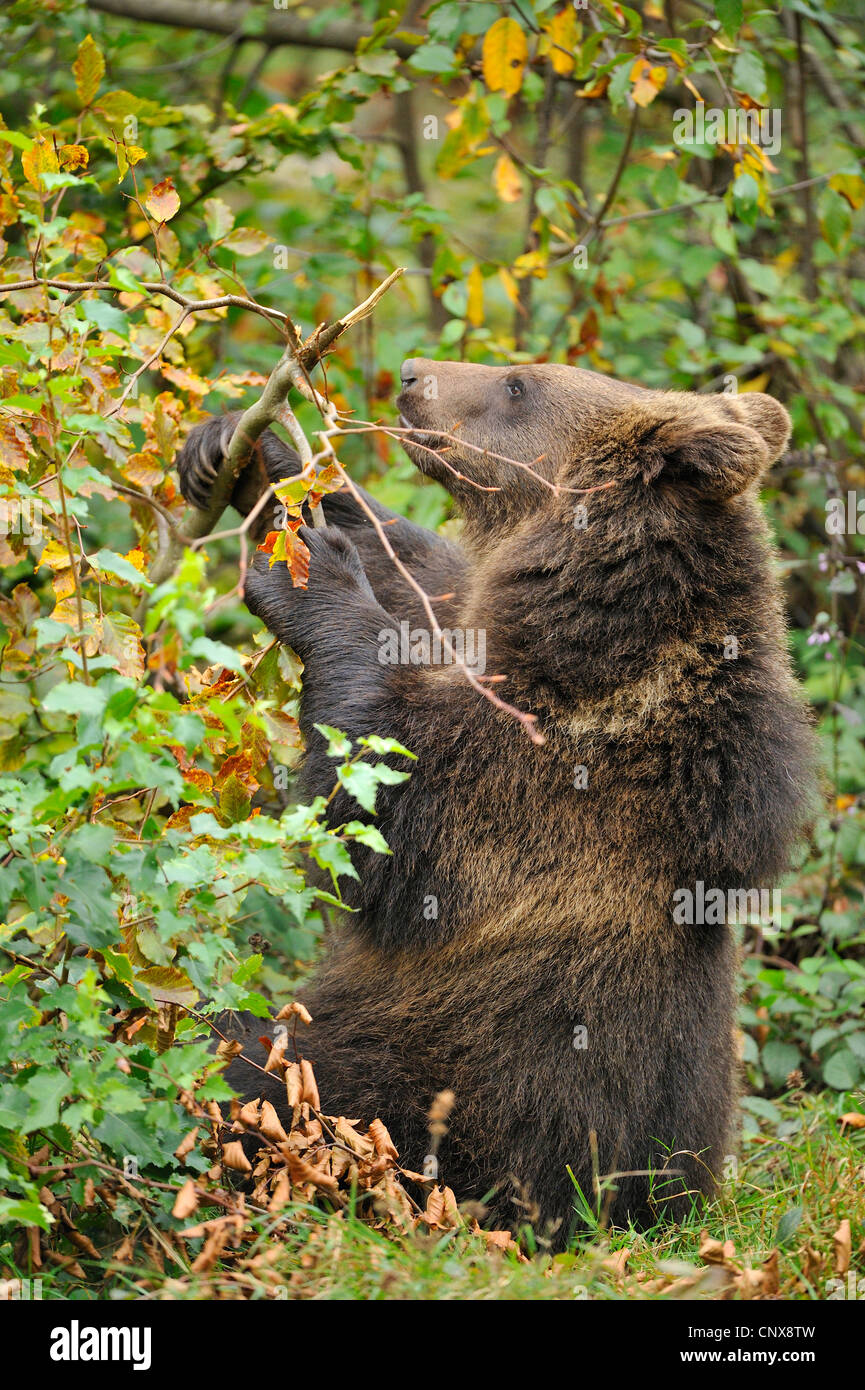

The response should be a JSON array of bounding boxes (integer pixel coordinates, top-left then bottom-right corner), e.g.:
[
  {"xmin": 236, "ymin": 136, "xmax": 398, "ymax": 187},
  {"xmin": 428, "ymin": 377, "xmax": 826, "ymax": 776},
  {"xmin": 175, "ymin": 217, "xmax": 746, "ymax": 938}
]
[
  {"xmin": 396, "ymin": 358, "xmax": 790, "ymax": 533},
  {"xmin": 397, "ymin": 358, "xmax": 793, "ymax": 709}
]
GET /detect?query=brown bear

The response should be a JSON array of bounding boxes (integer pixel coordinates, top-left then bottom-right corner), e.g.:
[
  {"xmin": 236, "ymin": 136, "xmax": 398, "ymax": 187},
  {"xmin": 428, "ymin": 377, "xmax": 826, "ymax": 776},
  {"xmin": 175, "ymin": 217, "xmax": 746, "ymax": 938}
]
[{"xmin": 176, "ymin": 360, "xmax": 817, "ymax": 1244}]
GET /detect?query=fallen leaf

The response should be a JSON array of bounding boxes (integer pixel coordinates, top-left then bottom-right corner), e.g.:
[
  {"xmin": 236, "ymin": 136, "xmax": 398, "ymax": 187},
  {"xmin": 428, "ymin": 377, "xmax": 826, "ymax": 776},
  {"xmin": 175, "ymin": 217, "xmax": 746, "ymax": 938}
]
[
  {"xmin": 833, "ymin": 1219, "xmax": 852, "ymax": 1275},
  {"xmin": 221, "ymin": 1141, "xmax": 253, "ymax": 1175}
]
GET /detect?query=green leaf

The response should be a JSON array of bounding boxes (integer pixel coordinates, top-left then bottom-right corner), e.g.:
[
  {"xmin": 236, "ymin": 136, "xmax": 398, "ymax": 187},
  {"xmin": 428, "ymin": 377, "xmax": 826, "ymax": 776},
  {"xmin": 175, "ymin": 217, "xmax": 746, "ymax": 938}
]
[
  {"xmin": 42, "ymin": 682, "xmax": 108, "ymax": 717},
  {"xmin": 761, "ymin": 1040, "xmax": 801, "ymax": 1086},
  {"xmin": 775, "ymin": 1207, "xmax": 804, "ymax": 1245},
  {"xmin": 314, "ymin": 723, "xmax": 352, "ymax": 758},
  {"xmin": 91, "ymin": 550, "xmax": 154, "ymax": 590},
  {"xmin": 823, "ymin": 1048, "xmax": 861, "ymax": 1091},
  {"xmin": 714, "ymin": 0, "xmax": 743, "ymax": 40},
  {"xmin": 81, "ymin": 299, "xmax": 130, "ymax": 337},
  {"xmin": 408, "ymin": 43, "xmax": 459, "ymax": 75},
  {"xmin": 338, "ymin": 760, "xmax": 380, "ymax": 813},
  {"xmin": 732, "ymin": 51, "xmax": 767, "ymax": 101},
  {"xmin": 24, "ymin": 1071, "xmax": 71, "ymax": 1131},
  {"xmin": 0, "ymin": 1198, "xmax": 53, "ymax": 1232},
  {"xmin": 343, "ymin": 821, "xmax": 391, "ymax": 854},
  {"xmin": 359, "ymin": 734, "xmax": 417, "ymax": 759}
]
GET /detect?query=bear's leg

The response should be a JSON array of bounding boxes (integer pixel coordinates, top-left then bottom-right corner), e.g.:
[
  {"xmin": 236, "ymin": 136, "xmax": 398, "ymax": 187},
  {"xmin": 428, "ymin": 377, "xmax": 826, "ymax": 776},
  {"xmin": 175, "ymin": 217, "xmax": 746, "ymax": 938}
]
[{"xmin": 243, "ymin": 525, "xmax": 414, "ymax": 771}]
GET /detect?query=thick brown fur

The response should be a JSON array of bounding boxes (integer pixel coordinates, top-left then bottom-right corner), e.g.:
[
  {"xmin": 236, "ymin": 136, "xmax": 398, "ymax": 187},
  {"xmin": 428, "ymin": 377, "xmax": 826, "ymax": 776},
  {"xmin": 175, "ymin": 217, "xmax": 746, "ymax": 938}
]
[{"xmin": 175, "ymin": 361, "xmax": 817, "ymax": 1244}]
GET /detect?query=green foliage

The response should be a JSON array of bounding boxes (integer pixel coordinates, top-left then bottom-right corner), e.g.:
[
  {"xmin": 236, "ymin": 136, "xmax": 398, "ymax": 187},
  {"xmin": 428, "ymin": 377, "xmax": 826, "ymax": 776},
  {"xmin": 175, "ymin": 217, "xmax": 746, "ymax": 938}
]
[{"xmin": 0, "ymin": 0, "xmax": 862, "ymax": 1295}]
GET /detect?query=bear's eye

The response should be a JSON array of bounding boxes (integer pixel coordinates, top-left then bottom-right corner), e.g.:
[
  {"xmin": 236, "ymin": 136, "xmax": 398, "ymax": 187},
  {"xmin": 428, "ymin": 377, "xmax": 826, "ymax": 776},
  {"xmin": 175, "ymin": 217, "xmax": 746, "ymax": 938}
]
[{"xmin": 506, "ymin": 381, "xmax": 524, "ymax": 398}]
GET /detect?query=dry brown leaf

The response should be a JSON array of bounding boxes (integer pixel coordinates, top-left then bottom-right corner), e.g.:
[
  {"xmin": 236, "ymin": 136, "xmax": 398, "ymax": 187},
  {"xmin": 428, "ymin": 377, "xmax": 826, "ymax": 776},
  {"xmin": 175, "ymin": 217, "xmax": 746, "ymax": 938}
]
[
  {"xmin": 286, "ymin": 1152, "xmax": 339, "ymax": 1194},
  {"xmin": 191, "ymin": 1225, "xmax": 231, "ymax": 1274},
  {"xmin": 175, "ymin": 1126, "xmax": 200, "ymax": 1160},
  {"xmin": 268, "ymin": 1169, "xmax": 292, "ymax": 1213},
  {"xmin": 114, "ymin": 1234, "xmax": 134, "ymax": 1263},
  {"xmin": 285, "ymin": 1061, "xmax": 303, "ymax": 1110},
  {"xmin": 65, "ymin": 1228, "xmax": 100, "ymax": 1259},
  {"xmin": 601, "ymin": 1246, "xmax": 631, "ymax": 1279},
  {"xmin": 423, "ymin": 1184, "xmax": 450, "ymax": 1228},
  {"xmin": 260, "ymin": 1100, "xmax": 289, "ymax": 1144},
  {"xmin": 171, "ymin": 1178, "xmax": 199, "ymax": 1220},
  {"xmin": 264, "ymin": 1030, "xmax": 288, "ymax": 1077},
  {"xmin": 761, "ymin": 1249, "xmax": 780, "ymax": 1297},
  {"xmin": 300, "ymin": 1058, "xmax": 320, "ymax": 1110},
  {"xmin": 369, "ymin": 1117, "xmax": 399, "ymax": 1161},
  {"xmin": 276, "ymin": 1001, "xmax": 313, "ymax": 1026},
  {"xmin": 238, "ymin": 1099, "xmax": 261, "ymax": 1129},
  {"xmin": 482, "ymin": 1228, "xmax": 520, "ymax": 1254},
  {"xmin": 221, "ymin": 1141, "xmax": 253, "ymax": 1175},
  {"xmin": 335, "ymin": 1116, "xmax": 375, "ymax": 1157},
  {"xmin": 833, "ymin": 1219, "xmax": 852, "ymax": 1275},
  {"xmin": 699, "ymin": 1230, "xmax": 737, "ymax": 1265},
  {"xmin": 735, "ymin": 1266, "xmax": 766, "ymax": 1300}
]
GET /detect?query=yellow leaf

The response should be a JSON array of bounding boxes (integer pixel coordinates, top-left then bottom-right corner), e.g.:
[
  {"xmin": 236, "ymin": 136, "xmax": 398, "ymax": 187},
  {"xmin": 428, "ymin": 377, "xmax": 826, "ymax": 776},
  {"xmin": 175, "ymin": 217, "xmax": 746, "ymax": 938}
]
[
  {"xmin": 830, "ymin": 173, "xmax": 865, "ymax": 210},
  {"xmin": 122, "ymin": 547, "xmax": 148, "ymax": 574},
  {"xmin": 498, "ymin": 266, "xmax": 520, "ymax": 306},
  {"xmin": 545, "ymin": 8, "xmax": 577, "ymax": 76},
  {"xmin": 631, "ymin": 58, "xmax": 667, "ymax": 108},
  {"xmin": 739, "ymin": 373, "xmax": 770, "ymax": 394},
  {"xmin": 493, "ymin": 152, "xmax": 523, "ymax": 204},
  {"xmin": 58, "ymin": 144, "xmax": 89, "ymax": 172},
  {"xmin": 466, "ymin": 264, "xmax": 484, "ymax": 328},
  {"xmin": 512, "ymin": 250, "xmax": 547, "ymax": 279},
  {"xmin": 144, "ymin": 178, "xmax": 180, "ymax": 223},
  {"xmin": 482, "ymin": 17, "xmax": 527, "ymax": 98},
  {"xmin": 73, "ymin": 35, "xmax": 105, "ymax": 107},
  {"xmin": 37, "ymin": 537, "xmax": 72, "ymax": 573},
  {"xmin": 21, "ymin": 139, "xmax": 59, "ymax": 191}
]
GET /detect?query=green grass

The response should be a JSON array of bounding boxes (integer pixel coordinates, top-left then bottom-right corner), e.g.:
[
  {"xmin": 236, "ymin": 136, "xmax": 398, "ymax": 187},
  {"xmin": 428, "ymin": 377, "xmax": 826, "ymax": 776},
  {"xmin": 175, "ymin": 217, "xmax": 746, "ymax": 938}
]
[{"xmin": 5, "ymin": 1088, "xmax": 862, "ymax": 1301}]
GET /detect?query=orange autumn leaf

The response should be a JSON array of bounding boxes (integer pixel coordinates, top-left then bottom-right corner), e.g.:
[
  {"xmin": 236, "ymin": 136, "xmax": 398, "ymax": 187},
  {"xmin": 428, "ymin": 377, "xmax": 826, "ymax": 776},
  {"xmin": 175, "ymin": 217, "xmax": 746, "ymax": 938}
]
[
  {"xmin": 58, "ymin": 144, "xmax": 89, "ymax": 172},
  {"xmin": 22, "ymin": 139, "xmax": 59, "ymax": 190},
  {"xmin": 145, "ymin": 178, "xmax": 180, "ymax": 223},
  {"xmin": 631, "ymin": 58, "xmax": 667, "ymax": 108}
]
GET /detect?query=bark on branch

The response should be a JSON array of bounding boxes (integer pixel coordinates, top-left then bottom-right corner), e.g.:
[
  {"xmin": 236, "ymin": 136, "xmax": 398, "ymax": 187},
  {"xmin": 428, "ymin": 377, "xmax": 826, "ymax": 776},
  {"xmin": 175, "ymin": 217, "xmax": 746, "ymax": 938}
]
[{"xmin": 86, "ymin": 0, "xmax": 420, "ymax": 57}]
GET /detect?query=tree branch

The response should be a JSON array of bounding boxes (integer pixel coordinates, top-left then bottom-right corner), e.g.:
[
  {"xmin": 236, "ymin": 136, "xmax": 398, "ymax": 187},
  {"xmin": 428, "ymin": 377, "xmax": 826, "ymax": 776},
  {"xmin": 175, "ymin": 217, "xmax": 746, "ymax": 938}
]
[
  {"xmin": 145, "ymin": 267, "xmax": 406, "ymax": 586},
  {"xmin": 85, "ymin": 0, "xmax": 421, "ymax": 57}
]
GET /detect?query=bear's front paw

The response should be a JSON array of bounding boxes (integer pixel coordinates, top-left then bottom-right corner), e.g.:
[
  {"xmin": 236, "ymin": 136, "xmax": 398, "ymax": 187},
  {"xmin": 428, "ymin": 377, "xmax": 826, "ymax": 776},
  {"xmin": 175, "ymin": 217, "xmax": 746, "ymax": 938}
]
[
  {"xmin": 243, "ymin": 525, "xmax": 375, "ymax": 654},
  {"xmin": 298, "ymin": 524, "xmax": 373, "ymax": 593},
  {"xmin": 175, "ymin": 415, "xmax": 238, "ymax": 511}
]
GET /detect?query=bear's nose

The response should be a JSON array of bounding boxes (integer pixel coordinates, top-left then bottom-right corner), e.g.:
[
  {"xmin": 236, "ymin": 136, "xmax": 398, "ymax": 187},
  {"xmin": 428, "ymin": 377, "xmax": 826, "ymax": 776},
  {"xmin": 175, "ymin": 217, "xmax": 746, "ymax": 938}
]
[{"xmin": 400, "ymin": 358, "xmax": 419, "ymax": 387}]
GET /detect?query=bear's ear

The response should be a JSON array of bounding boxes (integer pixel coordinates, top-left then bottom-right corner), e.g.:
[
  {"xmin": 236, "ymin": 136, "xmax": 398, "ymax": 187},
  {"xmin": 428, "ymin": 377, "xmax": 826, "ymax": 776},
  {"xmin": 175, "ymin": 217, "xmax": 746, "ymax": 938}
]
[{"xmin": 639, "ymin": 392, "xmax": 790, "ymax": 499}]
